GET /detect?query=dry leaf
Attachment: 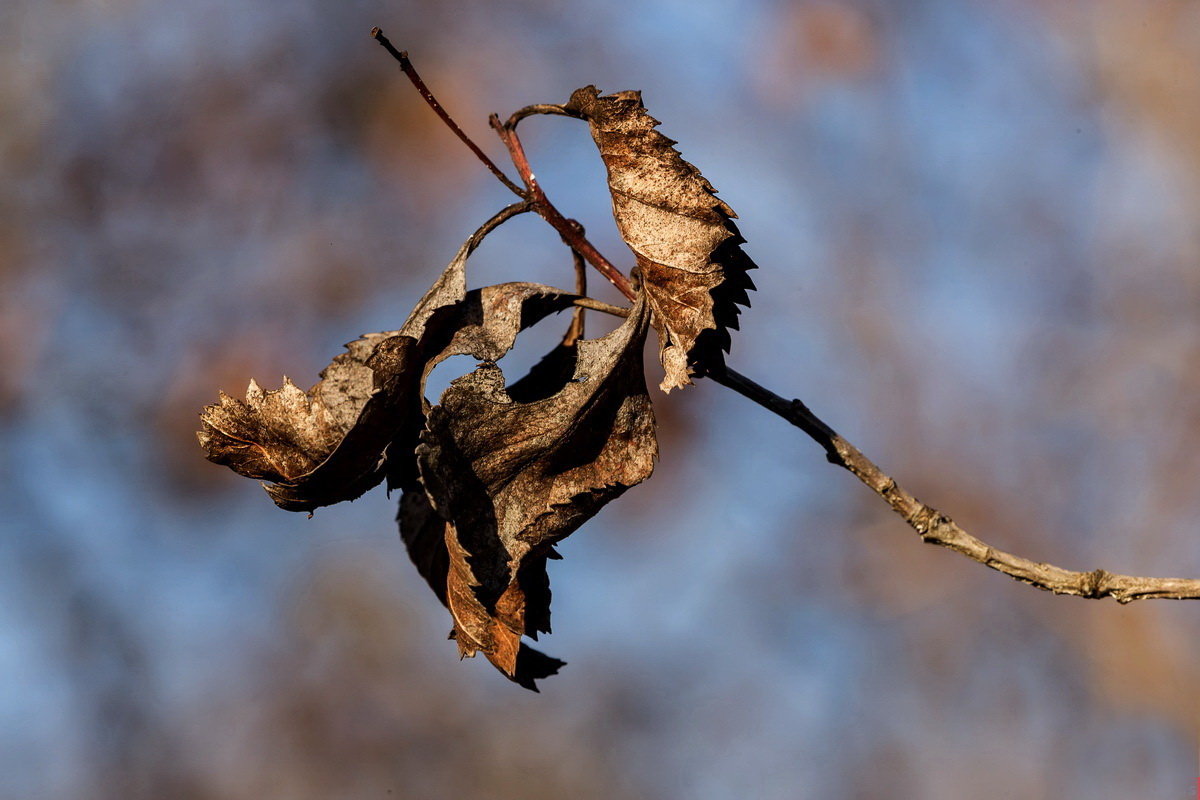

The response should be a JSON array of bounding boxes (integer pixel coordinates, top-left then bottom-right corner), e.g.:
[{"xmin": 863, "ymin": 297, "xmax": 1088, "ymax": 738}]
[
  {"xmin": 402, "ymin": 295, "xmax": 656, "ymax": 688},
  {"xmin": 199, "ymin": 220, "xmax": 579, "ymax": 513},
  {"xmin": 197, "ymin": 333, "xmax": 419, "ymax": 511},
  {"xmin": 565, "ymin": 86, "xmax": 756, "ymax": 391},
  {"xmin": 200, "ymin": 190, "xmax": 665, "ymax": 689}
]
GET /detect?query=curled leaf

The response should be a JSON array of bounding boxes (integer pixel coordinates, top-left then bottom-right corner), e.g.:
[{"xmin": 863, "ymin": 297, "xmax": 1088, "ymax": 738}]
[
  {"xmin": 200, "ymin": 200, "xmax": 659, "ymax": 690},
  {"xmin": 404, "ymin": 295, "xmax": 656, "ymax": 687},
  {"xmin": 198, "ymin": 282, "xmax": 578, "ymax": 512},
  {"xmin": 564, "ymin": 85, "xmax": 756, "ymax": 391},
  {"xmin": 197, "ymin": 336, "xmax": 418, "ymax": 510},
  {"xmin": 198, "ymin": 203, "xmax": 579, "ymax": 513}
]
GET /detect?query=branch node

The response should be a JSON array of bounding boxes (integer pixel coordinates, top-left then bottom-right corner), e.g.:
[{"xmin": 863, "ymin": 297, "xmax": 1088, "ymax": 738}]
[
  {"xmin": 1083, "ymin": 568, "xmax": 1112, "ymax": 599},
  {"xmin": 911, "ymin": 505, "xmax": 939, "ymax": 536}
]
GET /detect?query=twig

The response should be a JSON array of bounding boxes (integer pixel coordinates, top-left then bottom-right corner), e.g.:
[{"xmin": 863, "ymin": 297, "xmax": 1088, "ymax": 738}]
[
  {"xmin": 370, "ymin": 28, "xmax": 526, "ymax": 198},
  {"xmin": 706, "ymin": 366, "xmax": 1200, "ymax": 602},
  {"xmin": 706, "ymin": 367, "xmax": 840, "ymax": 461},
  {"xmin": 369, "ymin": 38, "xmax": 632, "ymax": 297},
  {"xmin": 370, "ymin": 33, "xmax": 1200, "ymax": 603}
]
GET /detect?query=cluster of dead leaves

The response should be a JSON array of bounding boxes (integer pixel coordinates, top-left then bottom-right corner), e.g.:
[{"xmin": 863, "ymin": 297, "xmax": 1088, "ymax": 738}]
[{"xmin": 199, "ymin": 87, "xmax": 756, "ymax": 689}]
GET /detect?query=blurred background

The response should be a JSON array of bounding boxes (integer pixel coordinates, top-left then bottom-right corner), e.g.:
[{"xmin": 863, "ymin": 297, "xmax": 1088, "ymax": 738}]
[{"xmin": 4, "ymin": 0, "xmax": 1200, "ymax": 796}]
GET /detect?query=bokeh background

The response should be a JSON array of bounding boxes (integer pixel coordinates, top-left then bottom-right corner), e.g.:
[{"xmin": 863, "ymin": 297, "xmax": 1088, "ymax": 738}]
[{"xmin": 4, "ymin": 0, "xmax": 1200, "ymax": 797}]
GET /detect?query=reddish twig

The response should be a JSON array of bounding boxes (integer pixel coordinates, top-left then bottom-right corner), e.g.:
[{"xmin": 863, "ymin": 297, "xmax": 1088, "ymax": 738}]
[
  {"xmin": 370, "ymin": 28, "xmax": 526, "ymax": 198},
  {"xmin": 489, "ymin": 115, "xmax": 637, "ymax": 300}
]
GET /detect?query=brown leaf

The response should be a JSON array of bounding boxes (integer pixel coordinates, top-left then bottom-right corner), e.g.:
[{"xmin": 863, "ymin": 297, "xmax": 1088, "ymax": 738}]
[
  {"xmin": 404, "ymin": 295, "xmax": 656, "ymax": 687},
  {"xmin": 198, "ymin": 209, "xmax": 580, "ymax": 513},
  {"xmin": 199, "ymin": 204, "xmax": 658, "ymax": 690},
  {"xmin": 196, "ymin": 334, "xmax": 417, "ymax": 509},
  {"xmin": 564, "ymin": 86, "xmax": 756, "ymax": 391}
]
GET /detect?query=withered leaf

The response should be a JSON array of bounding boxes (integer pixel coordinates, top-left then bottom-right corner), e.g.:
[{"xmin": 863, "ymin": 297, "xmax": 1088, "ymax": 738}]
[
  {"xmin": 199, "ymin": 212, "xmax": 579, "ymax": 513},
  {"xmin": 200, "ymin": 196, "xmax": 662, "ymax": 689},
  {"xmin": 401, "ymin": 295, "xmax": 656, "ymax": 688},
  {"xmin": 564, "ymin": 86, "xmax": 756, "ymax": 392},
  {"xmin": 197, "ymin": 334, "xmax": 418, "ymax": 510}
]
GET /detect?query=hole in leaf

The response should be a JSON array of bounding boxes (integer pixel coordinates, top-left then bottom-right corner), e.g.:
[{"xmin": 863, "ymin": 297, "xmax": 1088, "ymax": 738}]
[
  {"xmin": 424, "ymin": 354, "xmax": 479, "ymax": 404},
  {"xmin": 496, "ymin": 310, "xmax": 572, "ymax": 386},
  {"xmin": 422, "ymin": 304, "xmax": 630, "ymax": 407}
]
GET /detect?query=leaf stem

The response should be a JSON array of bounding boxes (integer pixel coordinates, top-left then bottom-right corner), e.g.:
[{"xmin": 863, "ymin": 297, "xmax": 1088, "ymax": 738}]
[
  {"xmin": 505, "ymin": 104, "xmax": 580, "ymax": 130},
  {"xmin": 563, "ymin": 249, "xmax": 588, "ymax": 346},
  {"xmin": 570, "ymin": 296, "xmax": 629, "ymax": 318},
  {"xmin": 457, "ymin": 199, "xmax": 535, "ymax": 255}
]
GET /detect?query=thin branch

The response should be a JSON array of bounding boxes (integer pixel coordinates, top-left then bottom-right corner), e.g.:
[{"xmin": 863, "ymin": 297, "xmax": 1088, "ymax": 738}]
[
  {"xmin": 830, "ymin": 436, "xmax": 1200, "ymax": 603},
  {"xmin": 707, "ymin": 365, "xmax": 1200, "ymax": 603},
  {"xmin": 706, "ymin": 367, "xmax": 840, "ymax": 461},
  {"xmin": 370, "ymin": 39, "xmax": 1200, "ymax": 603},
  {"xmin": 370, "ymin": 28, "xmax": 526, "ymax": 198}
]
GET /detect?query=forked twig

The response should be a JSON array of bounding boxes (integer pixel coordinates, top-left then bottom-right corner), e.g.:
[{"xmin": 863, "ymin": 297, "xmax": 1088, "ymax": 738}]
[
  {"xmin": 372, "ymin": 31, "xmax": 1200, "ymax": 603},
  {"xmin": 489, "ymin": 115, "xmax": 638, "ymax": 299}
]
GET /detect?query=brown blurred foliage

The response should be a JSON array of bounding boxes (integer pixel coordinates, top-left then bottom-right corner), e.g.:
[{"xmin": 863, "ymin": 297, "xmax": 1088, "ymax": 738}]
[
  {"xmin": 161, "ymin": 552, "xmax": 653, "ymax": 800},
  {"xmin": 753, "ymin": 1, "xmax": 881, "ymax": 107}
]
